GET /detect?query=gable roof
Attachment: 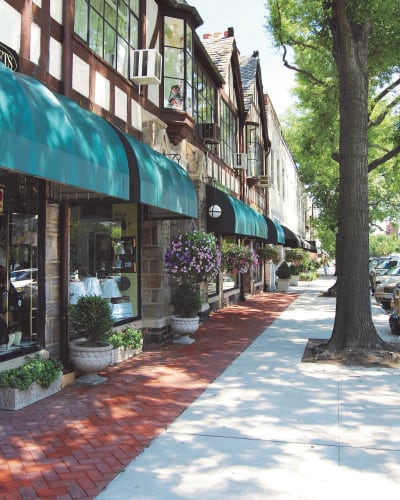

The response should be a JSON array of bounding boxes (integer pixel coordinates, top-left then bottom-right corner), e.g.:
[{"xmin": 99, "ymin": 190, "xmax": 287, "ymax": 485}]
[
  {"xmin": 239, "ymin": 54, "xmax": 259, "ymax": 112},
  {"xmin": 201, "ymin": 36, "xmax": 236, "ymax": 81}
]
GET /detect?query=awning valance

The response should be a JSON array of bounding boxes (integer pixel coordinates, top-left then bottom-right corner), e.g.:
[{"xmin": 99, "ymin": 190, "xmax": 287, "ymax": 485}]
[
  {"xmin": 0, "ymin": 63, "xmax": 129, "ymax": 199},
  {"xmin": 281, "ymin": 225, "xmax": 302, "ymax": 248},
  {"xmin": 115, "ymin": 130, "xmax": 197, "ymax": 219},
  {"xmin": 206, "ymin": 186, "xmax": 268, "ymax": 239},
  {"xmin": 265, "ymin": 217, "xmax": 285, "ymax": 244}
]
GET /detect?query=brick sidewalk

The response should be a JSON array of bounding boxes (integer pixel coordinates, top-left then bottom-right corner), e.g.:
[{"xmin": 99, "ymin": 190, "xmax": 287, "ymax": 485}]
[{"xmin": 0, "ymin": 292, "xmax": 297, "ymax": 499}]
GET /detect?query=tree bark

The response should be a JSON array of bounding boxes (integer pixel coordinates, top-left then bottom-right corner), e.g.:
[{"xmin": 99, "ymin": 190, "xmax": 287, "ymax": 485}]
[{"xmin": 327, "ymin": 0, "xmax": 383, "ymax": 350}]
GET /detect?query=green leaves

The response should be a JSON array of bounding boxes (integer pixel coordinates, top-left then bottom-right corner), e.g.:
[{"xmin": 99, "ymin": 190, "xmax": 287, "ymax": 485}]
[{"xmin": 0, "ymin": 356, "xmax": 63, "ymax": 390}]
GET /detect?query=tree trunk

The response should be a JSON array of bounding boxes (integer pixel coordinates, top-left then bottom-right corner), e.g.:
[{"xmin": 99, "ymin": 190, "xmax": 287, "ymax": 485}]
[{"xmin": 327, "ymin": 0, "xmax": 383, "ymax": 351}]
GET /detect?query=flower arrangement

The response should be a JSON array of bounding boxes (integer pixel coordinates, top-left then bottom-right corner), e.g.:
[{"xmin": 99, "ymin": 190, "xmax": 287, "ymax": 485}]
[
  {"xmin": 221, "ymin": 241, "xmax": 259, "ymax": 274},
  {"xmin": 164, "ymin": 230, "xmax": 221, "ymax": 283},
  {"xmin": 260, "ymin": 246, "xmax": 280, "ymax": 264}
]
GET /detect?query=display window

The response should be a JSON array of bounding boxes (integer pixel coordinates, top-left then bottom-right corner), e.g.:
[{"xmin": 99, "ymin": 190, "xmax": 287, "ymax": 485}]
[
  {"xmin": 0, "ymin": 174, "xmax": 40, "ymax": 359},
  {"xmin": 69, "ymin": 202, "xmax": 138, "ymax": 328}
]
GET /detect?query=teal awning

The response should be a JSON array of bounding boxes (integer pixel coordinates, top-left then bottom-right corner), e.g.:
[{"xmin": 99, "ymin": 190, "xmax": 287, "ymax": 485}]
[
  {"xmin": 265, "ymin": 217, "xmax": 285, "ymax": 244},
  {"xmin": 206, "ymin": 186, "xmax": 268, "ymax": 239},
  {"xmin": 0, "ymin": 63, "xmax": 129, "ymax": 199},
  {"xmin": 116, "ymin": 129, "xmax": 197, "ymax": 218}
]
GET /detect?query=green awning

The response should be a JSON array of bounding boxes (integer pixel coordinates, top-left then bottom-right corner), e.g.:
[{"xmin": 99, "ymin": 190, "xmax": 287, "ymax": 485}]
[
  {"xmin": 265, "ymin": 217, "xmax": 285, "ymax": 244},
  {"xmin": 206, "ymin": 186, "xmax": 268, "ymax": 239},
  {"xmin": 0, "ymin": 63, "xmax": 129, "ymax": 199},
  {"xmin": 116, "ymin": 129, "xmax": 197, "ymax": 218}
]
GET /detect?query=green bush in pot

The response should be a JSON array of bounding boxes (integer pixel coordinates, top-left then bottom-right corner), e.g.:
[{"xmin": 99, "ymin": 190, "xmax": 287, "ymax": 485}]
[
  {"xmin": 171, "ymin": 281, "xmax": 202, "ymax": 317},
  {"xmin": 68, "ymin": 295, "xmax": 113, "ymax": 346},
  {"xmin": 276, "ymin": 261, "xmax": 291, "ymax": 279}
]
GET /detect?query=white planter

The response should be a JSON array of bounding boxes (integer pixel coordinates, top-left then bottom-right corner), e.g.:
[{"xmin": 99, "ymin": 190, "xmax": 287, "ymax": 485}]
[
  {"xmin": 171, "ymin": 316, "xmax": 200, "ymax": 344},
  {"xmin": 277, "ymin": 278, "xmax": 290, "ymax": 292},
  {"xmin": 0, "ymin": 373, "xmax": 62, "ymax": 410},
  {"xmin": 290, "ymin": 275, "xmax": 300, "ymax": 286},
  {"xmin": 69, "ymin": 340, "xmax": 113, "ymax": 385},
  {"xmin": 110, "ymin": 344, "xmax": 143, "ymax": 366}
]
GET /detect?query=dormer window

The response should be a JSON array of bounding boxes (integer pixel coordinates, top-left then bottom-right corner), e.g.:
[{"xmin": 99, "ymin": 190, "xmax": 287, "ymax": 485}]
[{"xmin": 163, "ymin": 16, "xmax": 193, "ymax": 113}]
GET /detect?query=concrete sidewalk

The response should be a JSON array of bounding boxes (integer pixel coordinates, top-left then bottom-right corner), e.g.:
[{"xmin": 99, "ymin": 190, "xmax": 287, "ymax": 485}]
[{"xmin": 98, "ymin": 276, "xmax": 400, "ymax": 500}]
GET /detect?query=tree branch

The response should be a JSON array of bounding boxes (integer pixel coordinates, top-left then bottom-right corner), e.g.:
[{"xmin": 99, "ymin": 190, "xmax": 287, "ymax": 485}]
[
  {"xmin": 370, "ymin": 77, "xmax": 400, "ymax": 113},
  {"xmin": 281, "ymin": 44, "xmax": 325, "ymax": 85},
  {"xmin": 368, "ymin": 145, "xmax": 400, "ymax": 173},
  {"xmin": 369, "ymin": 95, "xmax": 400, "ymax": 127}
]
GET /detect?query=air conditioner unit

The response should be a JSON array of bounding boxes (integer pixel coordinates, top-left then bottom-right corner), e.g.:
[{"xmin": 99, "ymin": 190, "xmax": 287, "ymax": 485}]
[
  {"xmin": 199, "ymin": 123, "xmax": 221, "ymax": 144},
  {"xmin": 258, "ymin": 175, "xmax": 270, "ymax": 188},
  {"xmin": 129, "ymin": 49, "xmax": 162, "ymax": 85},
  {"xmin": 233, "ymin": 153, "xmax": 248, "ymax": 170}
]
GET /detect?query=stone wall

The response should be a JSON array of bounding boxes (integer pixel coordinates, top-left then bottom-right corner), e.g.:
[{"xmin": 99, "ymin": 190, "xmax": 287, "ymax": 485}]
[{"xmin": 44, "ymin": 202, "xmax": 61, "ymax": 358}]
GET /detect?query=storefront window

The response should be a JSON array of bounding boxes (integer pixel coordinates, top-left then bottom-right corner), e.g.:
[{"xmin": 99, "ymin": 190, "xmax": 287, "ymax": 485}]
[
  {"xmin": 0, "ymin": 174, "xmax": 40, "ymax": 359},
  {"xmin": 69, "ymin": 203, "xmax": 138, "ymax": 327}
]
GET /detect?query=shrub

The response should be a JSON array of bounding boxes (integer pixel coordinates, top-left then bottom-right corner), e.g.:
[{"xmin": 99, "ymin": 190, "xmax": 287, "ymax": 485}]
[
  {"xmin": 276, "ymin": 261, "xmax": 291, "ymax": 279},
  {"xmin": 103, "ymin": 327, "xmax": 142, "ymax": 349},
  {"xmin": 171, "ymin": 282, "xmax": 201, "ymax": 317},
  {"xmin": 0, "ymin": 356, "xmax": 63, "ymax": 390},
  {"xmin": 68, "ymin": 295, "xmax": 113, "ymax": 344}
]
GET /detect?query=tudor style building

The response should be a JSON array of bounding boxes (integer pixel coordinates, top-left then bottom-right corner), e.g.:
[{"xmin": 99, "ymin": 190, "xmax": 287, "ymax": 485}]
[{"xmin": 0, "ymin": 0, "xmax": 311, "ymax": 369}]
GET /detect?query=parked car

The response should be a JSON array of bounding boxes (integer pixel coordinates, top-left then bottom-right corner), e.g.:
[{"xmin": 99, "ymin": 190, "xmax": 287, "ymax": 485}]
[
  {"xmin": 370, "ymin": 259, "xmax": 399, "ymax": 292},
  {"xmin": 372, "ymin": 266, "xmax": 400, "ymax": 292},
  {"xmin": 389, "ymin": 283, "xmax": 400, "ymax": 334},
  {"xmin": 374, "ymin": 276, "xmax": 400, "ymax": 310}
]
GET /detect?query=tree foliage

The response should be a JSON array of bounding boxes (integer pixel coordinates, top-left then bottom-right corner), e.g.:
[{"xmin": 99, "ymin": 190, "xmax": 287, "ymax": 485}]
[
  {"xmin": 268, "ymin": 0, "xmax": 400, "ymax": 249},
  {"xmin": 266, "ymin": 0, "xmax": 400, "ymax": 354}
]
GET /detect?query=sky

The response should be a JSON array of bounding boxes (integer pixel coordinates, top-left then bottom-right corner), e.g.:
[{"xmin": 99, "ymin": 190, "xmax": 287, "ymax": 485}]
[{"xmin": 189, "ymin": 0, "xmax": 296, "ymax": 117}]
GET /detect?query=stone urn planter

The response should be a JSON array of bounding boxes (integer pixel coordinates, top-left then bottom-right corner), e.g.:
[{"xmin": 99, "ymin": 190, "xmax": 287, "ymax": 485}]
[
  {"xmin": 276, "ymin": 261, "xmax": 291, "ymax": 292},
  {"xmin": 69, "ymin": 340, "xmax": 113, "ymax": 385},
  {"xmin": 171, "ymin": 315, "xmax": 200, "ymax": 344},
  {"xmin": 277, "ymin": 278, "xmax": 290, "ymax": 292},
  {"xmin": 68, "ymin": 295, "xmax": 114, "ymax": 385},
  {"xmin": 170, "ymin": 282, "xmax": 202, "ymax": 345}
]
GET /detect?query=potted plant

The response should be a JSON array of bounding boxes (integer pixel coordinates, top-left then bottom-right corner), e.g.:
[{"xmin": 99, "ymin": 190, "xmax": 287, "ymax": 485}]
[
  {"xmin": 289, "ymin": 263, "xmax": 302, "ymax": 286},
  {"xmin": 220, "ymin": 242, "xmax": 259, "ymax": 274},
  {"xmin": 164, "ymin": 230, "xmax": 221, "ymax": 343},
  {"xmin": 68, "ymin": 295, "xmax": 114, "ymax": 385},
  {"xmin": 103, "ymin": 326, "xmax": 143, "ymax": 365},
  {"xmin": 0, "ymin": 355, "xmax": 63, "ymax": 410},
  {"xmin": 276, "ymin": 261, "xmax": 291, "ymax": 292},
  {"xmin": 260, "ymin": 246, "xmax": 280, "ymax": 264}
]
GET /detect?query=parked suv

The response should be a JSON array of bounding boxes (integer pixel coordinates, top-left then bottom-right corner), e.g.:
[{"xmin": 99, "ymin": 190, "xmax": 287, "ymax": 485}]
[{"xmin": 370, "ymin": 258, "xmax": 399, "ymax": 292}]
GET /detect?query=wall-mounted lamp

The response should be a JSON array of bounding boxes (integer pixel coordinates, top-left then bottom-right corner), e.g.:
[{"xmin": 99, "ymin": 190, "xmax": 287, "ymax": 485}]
[
  {"xmin": 208, "ymin": 204, "xmax": 222, "ymax": 218},
  {"xmin": 164, "ymin": 153, "xmax": 181, "ymax": 164}
]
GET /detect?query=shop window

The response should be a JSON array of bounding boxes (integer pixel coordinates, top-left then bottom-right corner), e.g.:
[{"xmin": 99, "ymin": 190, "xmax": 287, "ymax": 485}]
[
  {"xmin": 69, "ymin": 203, "xmax": 138, "ymax": 327},
  {"xmin": 164, "ymin": 16, "xmax": 193, "ymax": 111}
]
